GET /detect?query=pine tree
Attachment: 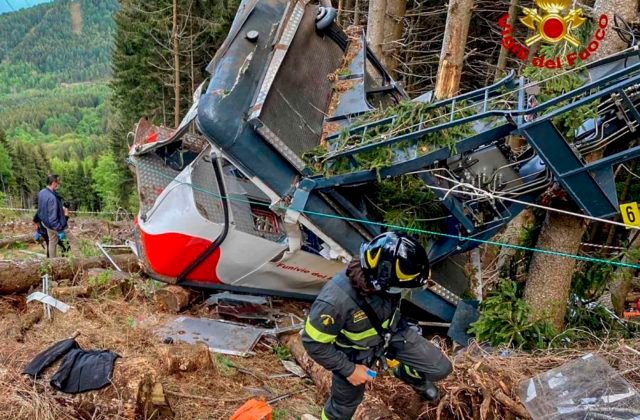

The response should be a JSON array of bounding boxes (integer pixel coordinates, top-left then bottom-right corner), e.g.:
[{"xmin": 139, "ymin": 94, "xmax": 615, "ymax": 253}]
[{"xmin": 109, "ymin": 0, "xmax": 238, "ymax": 208}]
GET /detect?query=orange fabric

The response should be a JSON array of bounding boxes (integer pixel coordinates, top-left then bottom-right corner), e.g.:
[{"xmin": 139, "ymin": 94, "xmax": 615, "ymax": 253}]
[{"xmin": 230, "ymin": 399, "xmax": 272, "ymax": 420}]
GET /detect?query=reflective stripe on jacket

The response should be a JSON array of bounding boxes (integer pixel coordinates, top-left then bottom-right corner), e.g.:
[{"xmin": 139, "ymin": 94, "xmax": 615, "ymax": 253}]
[{"xmin": 301, "ymin": 271, "xmax": 397, "ymax": 377}]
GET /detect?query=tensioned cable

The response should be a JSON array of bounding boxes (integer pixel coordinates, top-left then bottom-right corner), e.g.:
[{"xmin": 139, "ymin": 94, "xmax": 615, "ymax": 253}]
[
  {"xmin": 404, "ymin": 170, "xmax": 640, "ymax": 231},
  {"xmin": 129, "ymin": 159, "xmax": 640, "ymax": 270},
  {"xmin": 319, "ymin": 45, "xmax": 639, "ymax": 159}
]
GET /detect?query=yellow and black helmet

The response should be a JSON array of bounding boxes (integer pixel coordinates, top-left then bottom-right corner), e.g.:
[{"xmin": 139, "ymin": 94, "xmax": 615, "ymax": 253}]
[{"xmin": 359, "ymin": 232, "xmax": 429, "ymax": 291}]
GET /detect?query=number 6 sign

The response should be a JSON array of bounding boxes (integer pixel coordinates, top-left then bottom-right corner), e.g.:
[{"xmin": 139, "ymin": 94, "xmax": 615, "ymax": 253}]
[{"xmin": 620, "ymin": 202, "xmax": 640, "ymax": 228}]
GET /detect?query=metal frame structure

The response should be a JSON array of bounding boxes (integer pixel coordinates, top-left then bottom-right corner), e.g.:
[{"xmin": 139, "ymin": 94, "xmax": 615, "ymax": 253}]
[{"xmin": 129, "ymin": 0, "xmax": 640, "ymax": 329}]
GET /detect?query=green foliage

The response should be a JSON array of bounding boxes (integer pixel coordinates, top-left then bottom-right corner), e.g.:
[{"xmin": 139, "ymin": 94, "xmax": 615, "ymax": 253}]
[
  {"xmin": 0, "ymin": 1, "xmax": 117, "ymax": 212},
  {"xmin": 306, "ymin": 100, "xmax": 472, "ymax": 176},
  {"xmin": 369, "ymin": 176, "xmax": 446, "ymax": 242},
  {"xmin": 109, "ymin": 0, "xmax": 239, "ymax": 205},
  {"xmin": 92, "ymin": 152, "xmax": 124, "ymax": 212},
  {"xmin": 77, "ymin": 238, "xmax": 100, "ymax": 257},
  {"xmin": 273, "ymin": 344, "xmax": 292, "ymax": 361},
  {"xmin": 566, "ymin": 300, "xmax": 640, "ymax": 340},
  {"xmin": 571, "ymin": 262, "xmax": 614, "ymax": 301},
  {"xmin": 0, "ymin": 0, "xmax": 117, "ymax": 84},
  {"xmin": 469, "ymin": 280, "xmax": 556, "ymax": 349},
  {"xmin": 89, "ymin": 269, "xmax": 112, "ymax": 289}
]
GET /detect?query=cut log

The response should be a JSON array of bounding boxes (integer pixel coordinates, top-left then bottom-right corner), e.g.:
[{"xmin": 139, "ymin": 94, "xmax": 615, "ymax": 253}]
[
  {"xmin": 0, "ymin": 254, "xmax": 140, "ymax": 295},
  {"xmin": 52, "ymin": 285, "xmax": 91, "ymax": 299},
  {"xmin": 159, "ymin": 342, "xmax": 215, "ymax": 374},
  {"xmin": 102, "ymin": 356, "xmax": 173, "ymax": 419},
  {"xmin": 0, "ymin": 234, "xmax": 35, "ymax": 249},
  {"xmin": 154, "ymin": 285, "xmax": 194, "ymax": 313},
  {"xmin": 280, "ymin": 333, "xmax": 401, "ymax": 419}
]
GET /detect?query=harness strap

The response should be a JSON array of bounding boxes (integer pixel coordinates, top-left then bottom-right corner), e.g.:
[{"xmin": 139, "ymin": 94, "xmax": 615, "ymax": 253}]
[{"xmin": 335, "ymin": 279, "xmax": 387, "ymax": 339}]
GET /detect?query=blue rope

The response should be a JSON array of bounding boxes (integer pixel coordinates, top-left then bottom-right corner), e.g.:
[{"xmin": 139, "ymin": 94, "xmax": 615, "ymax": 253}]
[{"xmin": 130, "ymin": 159, "xmax": 640, "ymax": 270}]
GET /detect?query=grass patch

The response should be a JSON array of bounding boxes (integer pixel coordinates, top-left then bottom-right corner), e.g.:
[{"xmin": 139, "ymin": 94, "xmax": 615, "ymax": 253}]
[
  {"xmin": 272, "ymin": 408, "xmax": 290, "ymax": 420},
  {"xmin": 214, "ymin": 354, "xmax": 237, "ymax": 376},
  {"xmin": 78, "ymin": 238, "xmax": 100, "ymax": 257}
]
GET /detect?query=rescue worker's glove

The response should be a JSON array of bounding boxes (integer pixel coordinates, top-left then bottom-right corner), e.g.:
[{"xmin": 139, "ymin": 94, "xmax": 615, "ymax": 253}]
[
  {"xmin": 359, "ymin": 232, "xmax": 430, "ymax": 291},
  {"xmin": 57, "ymin": 231, "xmax": 65, "ymax": 241},
  {"xmin": 34, "ymin": 232, "xmax": 41, "ymax": 241}
]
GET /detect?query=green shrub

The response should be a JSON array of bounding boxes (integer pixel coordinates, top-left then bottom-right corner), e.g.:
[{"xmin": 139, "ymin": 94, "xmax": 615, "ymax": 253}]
[{"xmin": 469, "ymin": 280, "xmax": 555, "ymax": 349}]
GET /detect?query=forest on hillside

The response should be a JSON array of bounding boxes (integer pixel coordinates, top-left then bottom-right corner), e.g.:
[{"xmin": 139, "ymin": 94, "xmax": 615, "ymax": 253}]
[{"xmin": 0, "ymin": 0, "xmax": 120, "ymax": 212}]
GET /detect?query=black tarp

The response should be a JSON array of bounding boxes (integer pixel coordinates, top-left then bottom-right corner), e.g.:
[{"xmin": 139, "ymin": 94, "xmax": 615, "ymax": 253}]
[
  {"xmin": 22, "ymin": 338, "xmax": 79, "ymax": 379},
  {"xmin": 23, "ymin": 338, "xmax": 119, "ymax": 394},
  {"xmin": 50, "ymin": 349, "xmax": 119, "ymax": 393}
]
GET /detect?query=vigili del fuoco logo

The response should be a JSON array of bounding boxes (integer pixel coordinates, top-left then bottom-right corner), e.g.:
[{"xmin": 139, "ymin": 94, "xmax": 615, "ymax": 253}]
[{"xmin": 499, "ymin": 0, "xmax": 609, "ymax": 69}]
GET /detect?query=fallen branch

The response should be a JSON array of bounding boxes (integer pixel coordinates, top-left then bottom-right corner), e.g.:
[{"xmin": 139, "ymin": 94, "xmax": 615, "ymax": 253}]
[{"xmin": 0, "ymin": 254, "xmax": 140, "ymax": 294}]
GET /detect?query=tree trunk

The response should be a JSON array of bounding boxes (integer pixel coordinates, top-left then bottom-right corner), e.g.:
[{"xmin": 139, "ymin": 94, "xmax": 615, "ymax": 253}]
[
  {"xmin": 0, "ymin": 234, "xmax": 35, "ymax": 249},
  {"xmin": 173, "ymin": 0, "xmax": 181, "ymax": 127},
  {"xmin": 494, "ymin": 0, "xmax": 519, "ymax": 81},
  {"xmin": 366, "ymin": 0, "xmax": 387, "ymax": 60},
  {"xmin": 382, "ymin": 0, "xmax": 406, "ymax": 75},
  {"xmin": 524, "ymin": 213, "xmax": 584, "ymax": 330},
  {"xmin": 280, "ymin": 333, "xmax": 403, "ymax": 419},
  {"xmin": 611, "ymin": 233, "xmax": 640, "ymax": 315},
  {"xmin": 0, "ymin": 254, "xmax": 140, "ymax": 294},
  {"xmin": 434, "ymin": 0, "xmax": 474, "ymax": 99},
  {"xmin": 591, "ymin": 0, "xmax": 638, "ymax": 61},
  {"xmin": 494, "ymin": 209, "xmax": 535, "ymax": 275}
]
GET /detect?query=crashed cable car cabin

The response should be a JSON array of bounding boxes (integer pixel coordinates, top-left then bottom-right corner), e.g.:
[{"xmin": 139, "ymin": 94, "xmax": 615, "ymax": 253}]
[{"xmin": 128, "ymin": 0, "xmax": 640, "ymax": 329}]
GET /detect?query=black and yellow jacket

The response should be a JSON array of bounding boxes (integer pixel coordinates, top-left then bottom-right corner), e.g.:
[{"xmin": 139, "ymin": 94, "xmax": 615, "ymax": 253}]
[{"xmin": 301, "ymin": 271, "xmax": 397, "ymax": 378}]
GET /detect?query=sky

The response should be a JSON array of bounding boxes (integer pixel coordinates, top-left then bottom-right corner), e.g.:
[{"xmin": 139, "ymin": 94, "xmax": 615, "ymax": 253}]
[{"xmin": 0, "ymin": 0, "xmax": 52, "ymax": 15}]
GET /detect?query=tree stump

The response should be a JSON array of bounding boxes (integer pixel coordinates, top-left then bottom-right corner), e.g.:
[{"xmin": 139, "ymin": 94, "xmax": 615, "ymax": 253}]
[
  {"xmin": 105, "ymin": 357, "xmax": 173, "ymax": 419},
  {"xmin": 154, "ymin": 285, "xmax": 194, "ymax": 313},
  {"xmin": 159, "ymin": 342, "xmax": 215, "ymax": 374}
]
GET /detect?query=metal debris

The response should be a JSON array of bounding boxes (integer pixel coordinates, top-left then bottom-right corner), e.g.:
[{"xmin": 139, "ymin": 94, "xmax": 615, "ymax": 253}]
[
  {"xmin": 281, "ymin": 360, "xmax": 306, "ymax": 378},
  {"xmin": 206, "ymin": 292, "xmax": 270, "ymax": 306},
  {"xmin": 27, "ymin": 292, "xmax": 71, "ymax": 315},
  {"xmin": 155, "ymin": 316, "xmax": 265, "ymax": 357},
  {"xmin": 96, "ymin": 242, "xmax": 122, "ymax": 271}
]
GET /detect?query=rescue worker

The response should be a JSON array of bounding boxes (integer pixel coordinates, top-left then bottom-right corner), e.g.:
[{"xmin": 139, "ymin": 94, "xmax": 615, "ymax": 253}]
[{"xmin": 302, "ymin": 232, "xmax": 452, "ymax": 419}]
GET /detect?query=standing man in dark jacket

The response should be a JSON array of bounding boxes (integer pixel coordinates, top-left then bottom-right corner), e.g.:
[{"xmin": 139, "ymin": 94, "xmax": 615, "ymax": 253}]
[
  {"xmin": 302, "ymin": 232, "xmax": 452, "ymax": 419},
  {"xmin": 37, "ymin": 174, "xmax": 68, "ymax": 258}
]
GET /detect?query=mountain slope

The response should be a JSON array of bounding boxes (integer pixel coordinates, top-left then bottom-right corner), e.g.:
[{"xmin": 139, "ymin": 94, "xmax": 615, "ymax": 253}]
[{"xmin": 0, "ymin": 0, "xmax": 118, "ymax": 82}]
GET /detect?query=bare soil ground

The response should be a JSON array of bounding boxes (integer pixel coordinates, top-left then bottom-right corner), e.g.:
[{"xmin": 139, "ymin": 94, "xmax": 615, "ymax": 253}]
[{"xmin": 0, "ymin": 214, "xmax": 321, "ymax": 420}]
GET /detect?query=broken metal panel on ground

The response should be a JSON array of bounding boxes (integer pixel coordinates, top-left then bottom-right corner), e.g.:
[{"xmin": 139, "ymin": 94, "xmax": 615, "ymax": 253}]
[
  {"xmin": 520, "ymin": 353, "xmax": 640, "ymax": 419},
  {"xmin": 156, "ymin": 316, "xmax": 265, "ymax": 357}
]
